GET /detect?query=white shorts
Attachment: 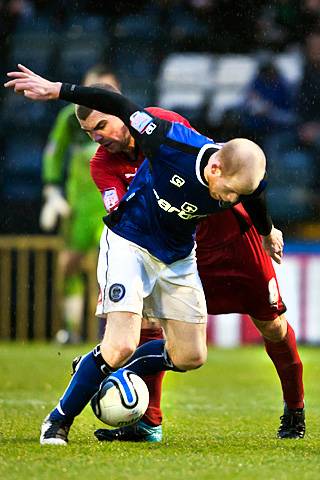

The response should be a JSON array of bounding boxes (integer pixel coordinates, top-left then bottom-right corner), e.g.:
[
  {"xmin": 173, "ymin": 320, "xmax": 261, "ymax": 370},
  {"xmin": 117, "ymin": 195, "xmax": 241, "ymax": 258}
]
[{"xmin": 96, "ymin": 226, "xmax": 207, "ymax": 323}]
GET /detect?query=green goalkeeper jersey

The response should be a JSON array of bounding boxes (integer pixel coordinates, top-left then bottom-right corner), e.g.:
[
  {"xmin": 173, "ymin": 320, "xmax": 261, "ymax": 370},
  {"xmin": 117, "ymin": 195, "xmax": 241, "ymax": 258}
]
[{"xmin": 42, "ymin": 104, "xmax": 105, "ymax": 251}]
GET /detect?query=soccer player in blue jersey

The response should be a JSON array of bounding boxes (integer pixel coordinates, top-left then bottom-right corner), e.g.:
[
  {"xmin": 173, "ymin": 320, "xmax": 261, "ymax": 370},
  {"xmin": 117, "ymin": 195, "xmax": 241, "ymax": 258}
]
[{"xmin": 5, "ymin": 66, "xmax": 285, "ymax": 443}]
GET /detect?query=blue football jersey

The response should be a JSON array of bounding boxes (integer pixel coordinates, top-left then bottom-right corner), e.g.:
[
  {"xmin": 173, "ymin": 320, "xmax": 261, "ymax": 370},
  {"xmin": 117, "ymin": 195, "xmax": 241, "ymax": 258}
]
[
  {"xmin": 59, "ymin": 85, "xmax": 270, "ymax": 265},
  {"xmin": 105, "ymin": 113, "xmax": 233, "ymax": 264}
]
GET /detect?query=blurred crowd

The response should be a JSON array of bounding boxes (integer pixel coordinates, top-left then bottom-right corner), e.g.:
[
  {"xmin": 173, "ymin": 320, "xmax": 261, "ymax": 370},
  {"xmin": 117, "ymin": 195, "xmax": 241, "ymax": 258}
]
[
  {"xmin": 2, "ymin": 0, "xmax": 320, "ymax": 57},
  {"xmin": 1, "ymin": 0, "xmax": 320, "ymax": 236}
]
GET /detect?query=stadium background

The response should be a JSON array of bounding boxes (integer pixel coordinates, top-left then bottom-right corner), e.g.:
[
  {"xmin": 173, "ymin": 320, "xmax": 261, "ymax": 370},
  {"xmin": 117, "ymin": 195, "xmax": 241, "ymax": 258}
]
[{"xmin": 1, "ymin": 0, "xmax": 320, "ymax": 344}]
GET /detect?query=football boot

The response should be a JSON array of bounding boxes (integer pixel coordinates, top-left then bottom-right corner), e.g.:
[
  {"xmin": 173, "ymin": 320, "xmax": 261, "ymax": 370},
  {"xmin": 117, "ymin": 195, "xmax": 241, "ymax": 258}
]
[
  {"xmin": 94, "ymin": 420, "xmax": 162, "ymax": 443},
  {"xmin": 40, "ymin": 415, "xmax": 73, "ymax": 445},
  {"xmin": 277, "ymin": 403, "xmax": 305, "ymax": 439}
]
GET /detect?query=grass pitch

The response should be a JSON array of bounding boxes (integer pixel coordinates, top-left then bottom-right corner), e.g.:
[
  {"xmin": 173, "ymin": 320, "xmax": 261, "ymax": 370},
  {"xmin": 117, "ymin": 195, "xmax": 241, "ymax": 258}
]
[{"xmin": 0, "ymin": 343, "xmax": 319, "ymax": 480}]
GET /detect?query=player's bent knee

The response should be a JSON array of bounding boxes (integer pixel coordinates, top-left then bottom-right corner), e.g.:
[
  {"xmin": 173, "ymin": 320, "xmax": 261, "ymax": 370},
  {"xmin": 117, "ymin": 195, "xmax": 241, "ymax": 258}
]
[
  {"xmin": 260, "ymin": 318, "xmax": 287, "ymax": 342},
  {"xmin": 172, "ymin": 349, "xmax": 207, "ymax": 371},
  {"xmin": 100, "ymin": 341, "xmax": 137, "ymax": 369}
]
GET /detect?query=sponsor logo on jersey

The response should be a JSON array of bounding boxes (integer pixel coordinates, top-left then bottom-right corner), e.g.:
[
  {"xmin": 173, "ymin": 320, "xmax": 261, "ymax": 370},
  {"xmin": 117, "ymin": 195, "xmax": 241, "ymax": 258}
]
[
  {"xmin": 103, "ymin": 188, "xmax": 119, "ymax": 212},
  {"xmin": 109, "ymin": 283, "xmax": 126, "ymax": 302},
  {"xmin": 130, "ymin": 111, "xmax": 154, "ymax": 133},
  {"xmin": 145, "ymin": 122, "xmax": 157, "ymax": 135},
  {"xmin": 170, "ymin": 175, "xmax": 185, "ymax": 187},
  {"xmin": 153, "ymin": 189, "xmax": 205, "ymax": 220},
  {"xmin": 181, "ymin": 202, "xmax": 198, "ymax": 213}
]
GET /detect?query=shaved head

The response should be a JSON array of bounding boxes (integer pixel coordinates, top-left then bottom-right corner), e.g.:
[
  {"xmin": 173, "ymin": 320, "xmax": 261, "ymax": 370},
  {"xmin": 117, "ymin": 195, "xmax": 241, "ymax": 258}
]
[
  {"xmin": 219, "ymin": 138, "xmax": 266, "ymax": 193},
  {"xmin": 205, "ymin": 138, "xmax": 266, "ymax": 203}
]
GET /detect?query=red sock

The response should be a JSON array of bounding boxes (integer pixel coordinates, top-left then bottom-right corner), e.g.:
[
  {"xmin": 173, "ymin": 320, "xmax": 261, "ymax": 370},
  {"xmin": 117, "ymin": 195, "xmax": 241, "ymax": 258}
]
[
  {"xmin": 139, "ymin": 328, "xmax": 165, "ymax": 426},
  {"xmin": 264, "ymin": 323, "xmax": 304, "ymax": 410}
]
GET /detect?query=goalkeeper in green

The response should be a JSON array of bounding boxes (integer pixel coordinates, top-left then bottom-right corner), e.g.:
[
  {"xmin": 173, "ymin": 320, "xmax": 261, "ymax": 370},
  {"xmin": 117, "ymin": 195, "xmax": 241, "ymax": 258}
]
[{"xmin": 41, "ymin": 65, "xmax": 120, "ymax": 342}]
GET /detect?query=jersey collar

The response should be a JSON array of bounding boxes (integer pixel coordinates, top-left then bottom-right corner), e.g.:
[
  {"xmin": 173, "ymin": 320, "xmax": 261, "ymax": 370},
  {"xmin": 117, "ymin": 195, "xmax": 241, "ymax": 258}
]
[{"xmin": 195, "ymin": 143, "xmax": 222, "ymax": 187}]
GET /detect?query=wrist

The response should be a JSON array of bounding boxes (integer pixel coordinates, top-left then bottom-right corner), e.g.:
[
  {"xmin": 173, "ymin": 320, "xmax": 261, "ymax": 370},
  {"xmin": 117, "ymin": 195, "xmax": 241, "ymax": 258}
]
[
  {"xmin": 262, "ymin": 225, "xmax": 274, "ymax": 238},
  {"xmin": 43, "ymin": 184, "xmax": 63, "ymax": 199},
  {"xmin": 52, "ymin": 82, "xmax": 62, "ymax": 100}
]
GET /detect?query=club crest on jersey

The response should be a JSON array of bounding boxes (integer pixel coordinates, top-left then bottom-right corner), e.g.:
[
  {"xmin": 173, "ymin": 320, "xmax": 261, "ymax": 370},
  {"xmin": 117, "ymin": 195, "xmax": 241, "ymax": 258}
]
[
  {"xmin": 130, "ymin": 111, "xmax": 154, "ymax": 133},
  {"xmin": 103, "ymin": 188, "xmax": 119, "ymax": 212},
  {"xmin": 109, "ymin": 283, "xmax": 126, "ymax": 302},
  {"xmin": 170, "ymin": 175, "xmax": 185, "ymax": 188}
]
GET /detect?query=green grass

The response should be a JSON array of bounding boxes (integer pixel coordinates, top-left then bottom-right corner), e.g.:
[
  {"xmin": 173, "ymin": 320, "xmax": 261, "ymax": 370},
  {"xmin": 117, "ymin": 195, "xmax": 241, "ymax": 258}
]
[{"xmin": 0, "ymin": 343, "xmax": 319, "ymax": 480}]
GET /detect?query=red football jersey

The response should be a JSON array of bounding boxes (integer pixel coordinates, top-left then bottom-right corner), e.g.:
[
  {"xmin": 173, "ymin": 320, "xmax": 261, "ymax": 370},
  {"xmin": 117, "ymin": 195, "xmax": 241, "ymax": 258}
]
[
  {"xmin": 196, "ymin": 204, "xmax": 253, "ymax": 259},
  {"xmin": 90, "ymin": 107, "xmax": 191, "ymax": 212}
]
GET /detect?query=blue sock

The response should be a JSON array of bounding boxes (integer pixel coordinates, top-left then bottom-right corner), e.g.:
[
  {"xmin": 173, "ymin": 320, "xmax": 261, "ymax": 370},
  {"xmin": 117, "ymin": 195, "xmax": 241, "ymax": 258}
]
[
  {"xmin": 49, "ymin": 350, "xmax": 107, "ymax": 422},
  {"xmin": 124, "ymin": 339, "xmax": 183, "ymax": 376},
  {"xmin": 49, "ymin": 341, "xmax": 180, "ymax": 422}
]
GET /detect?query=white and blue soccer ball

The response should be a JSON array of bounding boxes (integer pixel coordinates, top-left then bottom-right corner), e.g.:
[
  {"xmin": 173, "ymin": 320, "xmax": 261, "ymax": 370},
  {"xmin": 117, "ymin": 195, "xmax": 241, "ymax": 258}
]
[{"xmin": 91, "ymin": 369, "xmax": 149, "ymax": 427}]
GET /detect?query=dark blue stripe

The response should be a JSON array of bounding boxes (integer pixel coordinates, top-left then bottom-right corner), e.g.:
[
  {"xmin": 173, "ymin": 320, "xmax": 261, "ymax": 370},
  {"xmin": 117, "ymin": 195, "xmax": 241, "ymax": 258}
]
[{"xmin": 103, "ymin": 228, "xmax": 110, "ymax": 310}]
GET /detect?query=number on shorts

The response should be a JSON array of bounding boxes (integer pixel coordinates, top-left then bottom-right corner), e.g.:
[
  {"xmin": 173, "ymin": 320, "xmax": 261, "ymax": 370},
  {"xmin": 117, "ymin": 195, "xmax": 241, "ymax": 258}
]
[{"xmin": 268, "ymin": 277, "xmax": 279, "ymax": 305}]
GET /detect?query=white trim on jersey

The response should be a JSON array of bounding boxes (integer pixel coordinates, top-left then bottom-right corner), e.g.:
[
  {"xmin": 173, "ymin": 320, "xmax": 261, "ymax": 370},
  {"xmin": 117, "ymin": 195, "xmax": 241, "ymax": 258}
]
[{"xmin": 195, "ymin": 142, "xmax": 223, "ymax": 187}]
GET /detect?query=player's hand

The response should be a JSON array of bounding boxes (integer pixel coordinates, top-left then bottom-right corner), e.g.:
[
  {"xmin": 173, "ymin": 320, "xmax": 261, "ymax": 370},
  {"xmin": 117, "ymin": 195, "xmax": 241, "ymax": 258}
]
[
  {"xmin": 40, "ymin": 185, "xmax": 71, "ymax": 231},
  {"xmin": 262, "ymin": 226, "xmax": 284, "ymax": 264},
  {"xmin": 4, "ymin": 64, "xmax": 62, "ymax": 101}
]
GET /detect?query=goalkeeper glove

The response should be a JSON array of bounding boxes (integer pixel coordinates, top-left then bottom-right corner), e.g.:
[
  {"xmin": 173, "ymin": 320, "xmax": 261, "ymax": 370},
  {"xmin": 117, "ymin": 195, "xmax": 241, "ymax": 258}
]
[{"xmin": 40, "ymin": 184, "xmax": 71, "ymax": 231}]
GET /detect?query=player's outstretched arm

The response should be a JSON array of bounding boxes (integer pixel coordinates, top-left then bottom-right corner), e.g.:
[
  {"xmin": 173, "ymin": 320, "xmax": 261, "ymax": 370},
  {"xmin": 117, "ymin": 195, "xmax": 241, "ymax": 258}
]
[
  {"xmin": 5, "ymin": 64, "xmax": 141, "ymax": 121},
  {"xmin": 5, "ymin": 64, "xmax": 145, "ymax": 125},
  {"xmin": 5, "ymin": 65, "xmax": 168, "ymax": 156},
  {"xmin": 4, "ymin": 64, "xmax": 137, "ymax": 118}
]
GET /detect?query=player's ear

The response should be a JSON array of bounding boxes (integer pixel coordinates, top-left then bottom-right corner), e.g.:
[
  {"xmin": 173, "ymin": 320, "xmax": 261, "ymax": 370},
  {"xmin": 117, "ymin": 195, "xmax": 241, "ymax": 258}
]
[{"xmin": 210, "ymin": 161, "xmax": 222, "ymax": 177}]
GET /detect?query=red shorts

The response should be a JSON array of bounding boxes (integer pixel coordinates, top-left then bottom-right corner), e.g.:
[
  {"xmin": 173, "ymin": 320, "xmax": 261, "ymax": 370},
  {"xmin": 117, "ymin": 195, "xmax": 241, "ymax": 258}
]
[{"xmin": 197, "ymin": 223, "xmax": 286, "ymax": 321}]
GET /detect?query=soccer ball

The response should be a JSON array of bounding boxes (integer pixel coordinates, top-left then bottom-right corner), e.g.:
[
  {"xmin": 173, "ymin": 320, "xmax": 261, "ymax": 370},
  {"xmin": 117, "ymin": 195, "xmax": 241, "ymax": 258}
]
[{"xmin": 91, "ymin": 369, "xmax": 149, "ymax": 427}]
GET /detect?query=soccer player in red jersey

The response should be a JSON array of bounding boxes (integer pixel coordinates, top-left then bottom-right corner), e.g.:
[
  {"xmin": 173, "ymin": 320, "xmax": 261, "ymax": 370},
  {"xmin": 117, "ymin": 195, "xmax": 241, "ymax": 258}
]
[{"xmin": 196, "ymin": 210, "xmax": 304, "ymax": 439}]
